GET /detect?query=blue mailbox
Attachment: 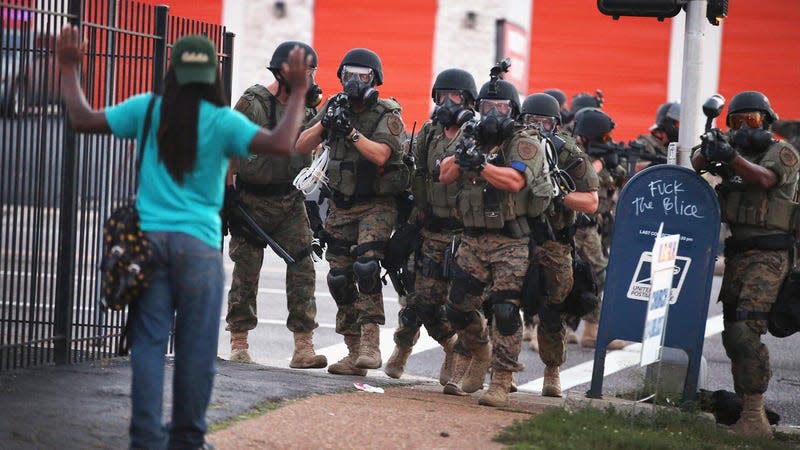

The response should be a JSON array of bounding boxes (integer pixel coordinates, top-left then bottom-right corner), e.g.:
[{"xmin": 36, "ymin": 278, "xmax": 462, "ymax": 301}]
[{"xmin": 587, "ymin": 164, "xmax": 720, "ymax": 403}]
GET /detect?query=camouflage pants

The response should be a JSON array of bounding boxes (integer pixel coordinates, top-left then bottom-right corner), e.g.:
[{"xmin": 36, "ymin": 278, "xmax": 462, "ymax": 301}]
[
  {"xmin": 393, "ymin": 228, "xmax": 456, "ymax": 348},
  {"xmin": 448, "ymin": 234, "xmax": 528, "ymax": 372},
  {"xmin": 574, "ymin": 225, "xmax": 607, "ymax": 323},
  {"xmin": 226, "ymin": 191, "xmax": 317, "ymax": 333},
  {"xmin": 535, "ymin": 240, "xmax": 574, "ymax": 367},
  {"xmin": 325, "ymin": 196, "xmax": 396, "ymax": 336},
  {"xmin": 719, "ymin": 248, "xmax": 789, "ymax": 395}
]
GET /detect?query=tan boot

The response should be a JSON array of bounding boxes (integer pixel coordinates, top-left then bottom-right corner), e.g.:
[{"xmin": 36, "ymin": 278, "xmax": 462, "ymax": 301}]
[
  {"xmin": 384, "ymin": 345, "xmax": 412, "ymax": 379},
  {"xmin": 528, "ymin": 324, "xmax": 539, "ymax": 352},
  {"xmin": 580, "ymin": 321, "xmax": 598, "ymax": 348},
  {"xmin": 328, "ymin": 335, "xmax": 367, "ymax": 376},
  {"xmin": 542, "ymin": 365, "xmax": 562, "ymax": 397},
  {"xmin": 355, "ymin": 323, "xmax": 382, "ymax": 369},
  {"xmin": 731, "ymin": 394, "xmax": 773, "ymax": 438},
  {"xmin": 438, "ymin": 335, "xmax": 458, "ymax": 385},
  {"xmin": 461, "ymin": 341, "xmax": 492, "ymax": 393},
  {"xmin": 606, "ymin": 338, "xmax": 626, "ymax": 350},
  {"xmin": 443, "ymin": 352, "xmax": 470, "ymax": 396},
  {"xmin": 289, "ymin": 332, "xmax": 327, "ymax": 369},
  {"xmin": 565, "ymin": 326, "xmax": 579, "ymax": 344},
  {"xmin": 229, "ymin": 331, "xmax": 252, "ymax": 363},
  {"xmin": 509, "ymin": 372, "xmax": 518, "ymax": 393},
  {"xmin": 478, "ymin": 369, "xmax": 513, "ymax": 407}
]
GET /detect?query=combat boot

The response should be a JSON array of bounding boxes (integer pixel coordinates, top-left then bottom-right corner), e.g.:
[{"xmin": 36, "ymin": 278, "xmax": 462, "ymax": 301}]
[
  {"xmin": 565, "ymin": 326, "xmax": 579, "ymax": 344},
  {"xmin": 580, "ymin": 321, "xmax": 626, "ymax": 349},
  {"xmin": 384, "ymin": 345, "xmax": 413, "ymax": 379},
  {"xmin": 229, "ymin": 331, "xmax": 252, "ymax": 363},
  {"xmin": 542, "ymin": 365, "xmax": 562, "ymax": 397},
  {"xmin": 355, "ymin": 323, "xmax": 382, "ymax": 369},
  {"xmin": 731, "ymin": 394, "xmax": 773, "ymax": 438},
  {"xmin": 328, "ymin": 335, "xmax": 367, "ymax": 376},
  {"xmin": 443, "ymin": 352, "xmax": 470, "ymax": 396},
  {"xmin": 437, "ymin": 335, "xmax": 458, "ymax": 385},
  {"xmin": 522, "ymin": 323, "xmax": 534, "ymax": 341},
  {"xmin": 289, "ymin": 331, "xmax": 327, "ymax": 369},
  {"xmin": 461, "ymin": 341, "xmax": 492, "ymax": 393},
  {"xmin": 478, "ymin": 369, "xmax": 513, "ymax": 407},
  {"xmin": 528, "ymin": 324, "xmax": 539, "ymax": 352}
]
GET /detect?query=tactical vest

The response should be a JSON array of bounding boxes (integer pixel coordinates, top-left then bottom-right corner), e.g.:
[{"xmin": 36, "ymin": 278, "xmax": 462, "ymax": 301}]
[
  {"xmin": 717, "ymin": 142, "xmax": 800, "ymax": 236},
  {"xmin": 235, "ymin": 85, "xmax": 315, "ymax": 186},
  {"xmin": 547, "ymin": 133, "xmax": 589, "ymax": 231},
  {"xmin": 412, "ymin": 121, "xmax": 461, "ymax": 220},
  {"xmin": 458, "ymin": 133, "xmax": 551, "ymax": 237},
  {"xmin": 326, "ymin": 98, "xmax": 410, "ymax": 199}
]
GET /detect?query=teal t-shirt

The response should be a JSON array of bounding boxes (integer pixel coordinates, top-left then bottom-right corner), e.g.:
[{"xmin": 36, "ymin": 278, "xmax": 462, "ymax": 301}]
[{"xmin": 105, "ymin": 93, "xmax": 259, "ymax": 249}]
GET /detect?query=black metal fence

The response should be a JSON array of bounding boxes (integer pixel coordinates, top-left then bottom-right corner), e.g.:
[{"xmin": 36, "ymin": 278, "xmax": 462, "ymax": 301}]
[{"xmin": 1, "ymin": 0, "xmax": 235, "ymax": 371}]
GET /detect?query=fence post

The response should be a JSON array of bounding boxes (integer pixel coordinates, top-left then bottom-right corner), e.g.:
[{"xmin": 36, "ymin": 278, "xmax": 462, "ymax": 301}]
[
  {"xmin": 222, "ymin": 31, "xmax": 235, "ymax": 105},
  {"xmin": 152, "ymin": 5, "xmax": 169, "ymax": 93},
  {"xmin": 54, "ymin": 0, "xmax": 84, "ymax": 365}
]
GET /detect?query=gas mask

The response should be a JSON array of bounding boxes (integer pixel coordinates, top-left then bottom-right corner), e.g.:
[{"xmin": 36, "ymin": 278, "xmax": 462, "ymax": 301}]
[
  {"xmin": 341, "ymin": 65, "xmax": 378, "ymax": 106},
  {"xmin": 433, "ymin": 96, "xmax": 474, "ymax": 128},
  {"xmin": 305, "ymin": 83, "xmax": 323, "ymax": 108},
  {"xmin": 477, "ymin": 99, "xmax": 515, "ymax": 144},
  {"xmin": 731, "ymin": 126, "xmax": 773, "ymax": 153},
  {"xmin": 523, "ymin": 114, "xmax": 558, "ymax": 138}
]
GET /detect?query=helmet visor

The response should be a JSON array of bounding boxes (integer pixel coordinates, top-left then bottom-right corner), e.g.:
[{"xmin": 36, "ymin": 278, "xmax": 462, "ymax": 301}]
[
  {"xmin": 435, "ymin": 90, "xmax": 465, "ymax": 105},
  {"xmin": 729, "ymin": 111, "xmax": 763, "ymax": 130},
  {"xmin": 341, "ymin": 65, "xmax": 374, "ymax": 84},
  {"xmin": 479, "ymin": 99, "xmax": 512, "ymax": 117},
  {"xmin": 523, "ymin": 115, "xmax": 557, "ymax": 133}
]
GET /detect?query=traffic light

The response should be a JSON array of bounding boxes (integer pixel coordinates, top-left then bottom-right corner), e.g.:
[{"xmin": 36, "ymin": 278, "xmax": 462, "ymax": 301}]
[{"xmin": 597, "ymin": 0, "xmax": 687, "ymax": 20}]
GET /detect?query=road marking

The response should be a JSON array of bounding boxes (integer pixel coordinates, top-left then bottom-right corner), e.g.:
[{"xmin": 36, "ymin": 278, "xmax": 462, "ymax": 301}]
[{"xmin": 517, "ymin": 314, "xmax": 724, "ymax": 393}]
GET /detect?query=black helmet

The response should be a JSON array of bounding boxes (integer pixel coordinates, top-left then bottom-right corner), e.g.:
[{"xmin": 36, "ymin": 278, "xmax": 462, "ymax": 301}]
[
  {"xmin": 543, "ymin": 88, "xmax": 567, "ymax": 107},
  {"xmin": 654, "ymin": 102, "xmax": 680, "ymax": 128},
  {"xmin": 569, "ymin": 92, "xmax": 602, "ymax": 115},
  {"xmin": 477, "ymin": 80, "xmax": 520, "ymax": 117},
  {"xmin": 336, "ymin": 48, "xmax": 383, "ymax": 86},
  {"xmin": 726, "ymin": 90, "xmax": 778, "ymax": 127},
  {"xmin": 268, "ymin": 41, "xmax": 318, "ymax": 71},
  {"xmin": 521, "ymin": 93, "xmax": 561, "ymax": 122},
  {"xmin": 431, "ymin": 68, "xmax": 478, "ymax": 103},
  {"xmin": 573, "ymin": 108, "xmax": 615, "ymax": 141}
]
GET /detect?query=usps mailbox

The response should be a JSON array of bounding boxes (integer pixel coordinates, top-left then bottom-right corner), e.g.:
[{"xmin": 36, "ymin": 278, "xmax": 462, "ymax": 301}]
[{"xmin": 587, "ymin": 165, "xmax": 720, "ymax": 403}]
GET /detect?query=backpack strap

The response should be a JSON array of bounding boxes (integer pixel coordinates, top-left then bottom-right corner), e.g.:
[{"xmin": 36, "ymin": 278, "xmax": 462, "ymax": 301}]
[{"xmin": 136, "ymin": 95, "xmax": 158, "ymax": 175}]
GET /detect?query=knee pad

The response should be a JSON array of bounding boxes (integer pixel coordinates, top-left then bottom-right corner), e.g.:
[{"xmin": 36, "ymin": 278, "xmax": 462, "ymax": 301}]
[
  {"xmin": 399, "ymin": 306, "xmax": 422, "ymax": 328},
  {"xmin": 327, "ymin": 269, "xmax": 357, "ymax": 305},
  {"xmin": 444, "ymin": 303, "xmax": 477, "ymax": 330},
  {"xmin": 416, "ymin": 303, "xmax": 443, "ymax": 324},
  {"xmin": 353, "ymin": 257, "xmax": 382, "ymax": 295},
  {"xmin": 538, "ymin": 302, "xmax": 564, "ymax": 334},
  {"xmin": 448, "ymin": 263, "xmax": 485, "ymax": 305},
  {"xmin": 492, "ymin": 301, "xmax": 521, "ymax": 336}
]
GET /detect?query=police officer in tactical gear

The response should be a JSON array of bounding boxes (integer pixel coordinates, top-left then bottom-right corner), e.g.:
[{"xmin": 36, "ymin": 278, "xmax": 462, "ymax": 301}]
[
  {"xmin": 632, "ymin": 101, "xmax": 680, "ymax": 173},
  {"xmin": 571, "ymin": 107, "xmax": 626, "ymax": 350},
  {"xmin": 563, "ymin": 91, "xmax": 604, "ymax": 130},
  {"xmin": 542, "ymin": 88, "xmax": 569, "ymax": 125},
  {"xmin": 518, "ymin": 93, "xmax": 600, "ymax": 396},
  {"xmin": 692, "ymin": 90, "xmax": 798, "ymax": 438},
  {"xmin": 384, "ymin": 69, "xmax": 476, "ymax": 391},
  {"xmin": 225, "ymin": 41, "xmax": 327, "ymax": 368},
  {"xmin": 438, "ymin": 79, "xmax": 553, "ymax": 407},
  {"xmin": 296, "ymin": 48, "xmax": 409, "ymax": 376}
]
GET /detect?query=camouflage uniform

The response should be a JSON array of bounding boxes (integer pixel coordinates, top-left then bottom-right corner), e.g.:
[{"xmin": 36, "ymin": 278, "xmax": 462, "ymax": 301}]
[
  {"xmin": 306, "ymin": 96, "xmax": 408, "ymax": 336},
  {"xmin": 226, "ymin": 86, "xmax": 319, "ymax": 334},
  {"xmin": 635, "ymin": 133, "xmax": 668, "ymax": 158},
  {"xmin": 393, "ymin": 121, "xmax": 460, "ymax": 348},
  {"xmin": 537, "ymin": 133, "xmax": 599, "ymax": 366},
  {"xmin": 715, "ymin": 138, "xmax": 799, "ymax": 395}
]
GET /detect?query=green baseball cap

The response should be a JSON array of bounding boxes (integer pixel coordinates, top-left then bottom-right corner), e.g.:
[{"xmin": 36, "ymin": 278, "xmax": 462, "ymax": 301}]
[{"xmin": 171, "ymin": 35, "xmax": 218, "ymax": 85}]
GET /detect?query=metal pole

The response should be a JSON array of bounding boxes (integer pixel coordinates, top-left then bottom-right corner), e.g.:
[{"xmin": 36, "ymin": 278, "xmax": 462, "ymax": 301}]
[
  {"xmin": 222, "ymin": 31, "xmax": 235, "ymax": 105},
  {"xmin": 152, "ymin": 5, "xmax": 168, "ymax": 94},
  {"xmin": 54, "ymin": 0, "xmax": 84, "ymax": 365},
  {"xmin": 677, "ymin": 0, "xmax": 707, "ymax": 167}
]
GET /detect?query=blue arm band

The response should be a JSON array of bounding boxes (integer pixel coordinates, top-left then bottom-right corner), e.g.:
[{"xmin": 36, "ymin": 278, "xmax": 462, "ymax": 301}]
[{"xmin": 510, "ymin": 161, "xmax": 527, "ymax": 174}]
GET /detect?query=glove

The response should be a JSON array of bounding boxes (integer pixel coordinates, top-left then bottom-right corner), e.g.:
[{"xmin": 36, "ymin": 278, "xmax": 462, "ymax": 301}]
[
  {"xmin": 602, "ymin": 151, "xmax": 619, "ymax": 170},
  {"xmin": 333, "ymin": 108, "xmax": 353, "ymax": 136},
  {"xmin": 704, "ymin": 139, "xmax": 737, "ymax": 163},
  {"xmin": 456, "ymin": 149, "xmax": 486, "ymax": 172}
]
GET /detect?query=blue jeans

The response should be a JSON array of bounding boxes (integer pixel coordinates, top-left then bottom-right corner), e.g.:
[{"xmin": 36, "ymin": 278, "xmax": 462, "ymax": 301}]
[{"xmin": 129, "ymin": 232, "xmax": 223, "ymax": 450}]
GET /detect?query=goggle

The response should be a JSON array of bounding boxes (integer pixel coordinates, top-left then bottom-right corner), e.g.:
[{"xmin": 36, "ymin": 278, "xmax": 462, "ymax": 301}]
[
  {"xmin": 479, "ymin": 99, "xmax": 512, "ymax": 117},
  {"xmin": 729, "ymin": 111, "xmax": 763, "ymax": 130},
  {"xmin": 523, "ymin": 114, "xmax": 557, "ymax": 132},
  {"xmin": 341, "ymin": 65, "xmax": 373, "ymax": 84},
  {"xmin": 435, "ymin": 90, "xmax": 465, "ymax": 105}
]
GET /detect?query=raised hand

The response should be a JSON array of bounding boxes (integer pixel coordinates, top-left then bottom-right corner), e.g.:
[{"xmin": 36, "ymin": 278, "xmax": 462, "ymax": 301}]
[
  {"xmin": 56, "ymin": 24, "xmax": 83, "ymax": 69},
  {"xmin": 282, "ymin": 46, "xmax": 311, "ymax": 95}
]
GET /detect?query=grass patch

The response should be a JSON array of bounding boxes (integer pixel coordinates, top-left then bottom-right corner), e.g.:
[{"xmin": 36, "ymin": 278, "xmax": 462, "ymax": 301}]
[
  {"xmin": 208, "ymin": 401, "xmax": 282, "ymax": 433},
  {"xmin": 494, "ymin": 405, "xmax": 800, "ymax": 450}
]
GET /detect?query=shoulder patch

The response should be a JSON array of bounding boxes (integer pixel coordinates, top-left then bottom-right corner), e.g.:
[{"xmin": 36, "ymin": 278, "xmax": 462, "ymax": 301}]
[
  {"xmin": 779, "ymin": 146, "xmax": 798, "ymax": 167},
  {"xmin": 234, "ymin": 96, "xmax": 252, "ymax": 113},
  {"xmin": 518, "ymin": 140, "xmax": 538, "ymax": 160},
  {"xmin": 387, "ymin": 114, "xmax": 405, "ymax": 136}
]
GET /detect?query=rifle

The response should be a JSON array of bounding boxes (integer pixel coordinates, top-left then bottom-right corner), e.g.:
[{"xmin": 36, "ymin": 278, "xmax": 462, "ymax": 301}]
[
  {"xmin": 694, "ymin": 94, "xmax": 736, "ymax": 179},
  {"xmin": 586, "ymin": 140, "xmax": 667, "ymax": 175},
  {"xmin": 235, "ymin": 203, "xmax": 296, "ymax": 264}
]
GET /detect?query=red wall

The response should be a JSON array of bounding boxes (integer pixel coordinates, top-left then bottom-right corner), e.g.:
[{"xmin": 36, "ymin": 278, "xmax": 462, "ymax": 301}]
[
  {"xmin": 140, "ymin": 0, "xmax": 222, "ymax": 24},
  {"xmin": 313, "ymin": 0, "xmax": 437, "ymax": 132},
  {"xmin": 718, "ymin": 1, "xmax": 800, "ymax": 125},
  {"xmin": 529, "ymin": 0, "xmax": 673, "ymax": 141}
]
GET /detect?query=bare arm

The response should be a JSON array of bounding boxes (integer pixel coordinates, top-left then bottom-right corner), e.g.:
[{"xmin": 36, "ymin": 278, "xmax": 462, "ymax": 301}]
[
  {"xmin": 56, "ymin": 25, "xmax": 110, "ymax": 133},
  {"xmin": 730, "ymin": 155, "xmax": 778, "ymax": 189},
  {"xmin": 248, "ymin": 47, "xmax": 311, "ymax": 155},
  {"xmin": 347, "ymin": 129, "xmax": 391, "ymax": 166},
  {"xmin": 563, "ymin": 190, "xmax": 598, "ymax": 214},
  {"xmin": 482, "ymin": 164, "xmax": 525, "ymax": 193},
  {"xmin": 438, "ymin": 155, "xmax": 460, "ymax": 185},
  {"xmin": 296, "ymin": 121, "xmax": 325, "ymax": 153}
]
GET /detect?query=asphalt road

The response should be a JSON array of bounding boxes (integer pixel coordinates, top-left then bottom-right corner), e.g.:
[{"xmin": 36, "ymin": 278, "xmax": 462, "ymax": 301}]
[{"xmin": 217, "ymin": 237, "xmax": 800, "ymax": 429}]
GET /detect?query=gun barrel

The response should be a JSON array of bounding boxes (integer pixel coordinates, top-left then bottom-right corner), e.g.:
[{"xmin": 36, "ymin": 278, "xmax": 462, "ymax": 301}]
[{"xmin": 236, "ymin": 204, "xmax": 296, "ymax": 264}]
